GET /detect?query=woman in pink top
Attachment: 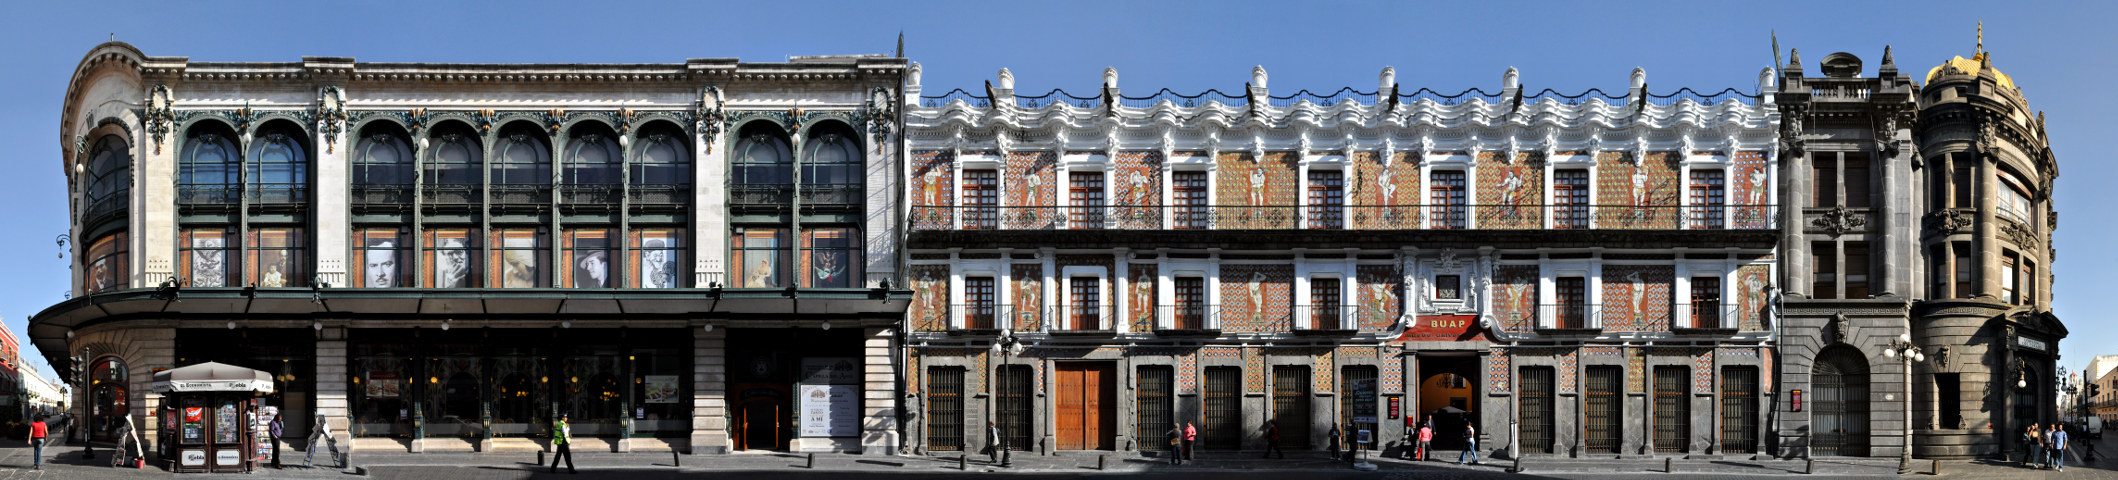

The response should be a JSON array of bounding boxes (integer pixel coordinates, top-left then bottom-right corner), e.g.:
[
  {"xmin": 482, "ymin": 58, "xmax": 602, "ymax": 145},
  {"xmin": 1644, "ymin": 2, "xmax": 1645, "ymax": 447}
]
[{"xmin": 1416, "ymin": 423, "xmax": 1434, "ymax": 461}]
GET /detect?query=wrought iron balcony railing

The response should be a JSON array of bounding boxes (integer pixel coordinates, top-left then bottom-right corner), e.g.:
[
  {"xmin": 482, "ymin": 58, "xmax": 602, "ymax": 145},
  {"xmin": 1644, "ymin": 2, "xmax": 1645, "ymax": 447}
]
[{"xmin": 911, "ymin": 204, "xmax": 1777, "ymax": 231}]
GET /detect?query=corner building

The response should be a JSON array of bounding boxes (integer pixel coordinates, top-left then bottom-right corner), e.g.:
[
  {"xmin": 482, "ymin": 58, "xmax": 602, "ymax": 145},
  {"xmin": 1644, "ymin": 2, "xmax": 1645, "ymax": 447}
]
[
  {"xmin": 37, "ymin": 42, "xmax": 913, "ymax": 458},
  {"xmin": 1773, "ymin": 43, "xmax": 2065, "ymax": 460},
  {"xmin": 902, "ymin": 65, "xmax": 1781, "ymax": 460}
]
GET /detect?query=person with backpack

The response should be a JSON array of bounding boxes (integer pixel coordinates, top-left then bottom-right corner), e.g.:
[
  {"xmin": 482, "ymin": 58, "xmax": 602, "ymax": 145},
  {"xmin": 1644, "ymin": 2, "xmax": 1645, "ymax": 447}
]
[
  {"xmin": 1262, "ymin": 420, "xmax": 1284, "ymax": 459},
  {"xmin": 1165, "ymin": 423, "xmax": 1184, "ymax": 465},
  {"xmin": 1458, "ymin": 422, "xmax": 1480, "ymax": 465}
]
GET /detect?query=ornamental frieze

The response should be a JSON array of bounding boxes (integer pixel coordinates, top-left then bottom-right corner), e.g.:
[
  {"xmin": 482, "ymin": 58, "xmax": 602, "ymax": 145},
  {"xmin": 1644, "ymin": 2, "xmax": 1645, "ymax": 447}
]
[{"xmin": 1808, "ymin": 205, "xmax": 1868, "ymax": 237}]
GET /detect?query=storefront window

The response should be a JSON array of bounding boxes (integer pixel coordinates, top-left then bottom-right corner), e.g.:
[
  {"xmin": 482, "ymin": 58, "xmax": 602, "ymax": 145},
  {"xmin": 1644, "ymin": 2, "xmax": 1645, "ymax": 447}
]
[
  {"xmin": 352, "ymin": 344, "xmax": 411, "ymax": 437},
  {"xmin": 564, "ymin": 229, "xmax": 613, "ymax": 288},
  {"xmin": 632, "ymin": 348, "xmax": 689, "ymax": 436},
  {"xmin": 631, "ymin": 228, "xmax": 683, "ymax": 288},
  {"xmin": 423, "ymin": 228, "xmax": 480, "ymax": 288},
  {"xmin": 247, "ymin": 227, "xmax": 306, "ymax": 288},
  {"xmin": 491, "ymin": 228, "xmax": 546, "ymax": 288}
]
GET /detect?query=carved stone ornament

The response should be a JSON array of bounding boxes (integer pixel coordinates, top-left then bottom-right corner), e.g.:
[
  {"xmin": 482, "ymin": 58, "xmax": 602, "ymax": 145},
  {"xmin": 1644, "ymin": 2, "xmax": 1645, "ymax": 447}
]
[
  {"xmin": 1825, "ymin": 312, "xmax": 1847, "ymax": 344},
  {"xmin": 144, "ymin": 84, "xmax": 175, "ymax": 154},
  {"xmin": 1933, "ymin": 345, "xmax": 1952, "ymax": 373},
  {"xmin": 1977, "ymin": 121, "xmax": 1998, "ymax": 153},
  {"xmin": 2000, "ymin": 221, "xmax": 2042, "ymax": 250},
  {"xmin": 697, "ymin": 86, "xmax": 726, "ymax": 154},
  {"xmin": 316, "ymin": 86, "xmax": 348, "ymax": 154},
  {"xmin": 1874, "ymin": 112, "xmax": 1899, "ymax": 157},
  {"xmin": 1924, "ymin": 210, "xmax": 1973, "ymax": 235},
  {"xmin": 1812, "ymin": 205, "xmax": 1868, "ymax": 237}
]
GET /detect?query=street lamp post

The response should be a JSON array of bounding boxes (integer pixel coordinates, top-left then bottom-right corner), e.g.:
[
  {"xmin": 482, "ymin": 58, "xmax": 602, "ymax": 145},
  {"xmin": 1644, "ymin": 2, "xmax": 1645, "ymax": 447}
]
[
  {"xmin": 1881, "ymin": 333, "xmax": 1924, "ymax": 475},
  {"xmin": 990, "ymin": 331, "xmax": 1021, "ymax": 468}
]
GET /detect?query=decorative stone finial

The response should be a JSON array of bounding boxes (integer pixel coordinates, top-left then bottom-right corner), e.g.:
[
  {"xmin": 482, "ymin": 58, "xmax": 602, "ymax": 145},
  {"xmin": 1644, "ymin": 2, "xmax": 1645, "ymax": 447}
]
[
  {"xmin": 1379, "ymin": 66, "xmax": 1396, "ymax": 90},
  {"xmin": 1251, "ymin": 65, "xmax": 1268, "ymax": 89},
  {"xmin": 908, "ymin": 62, "xmax": 922, "ymax": 86},
  {"xmin": 1503, "ymin": 67, "xmax": 1520, "ymax": 90},
  {"xmin": 997, "ymin": 68, "xmax": 1015, "ymax": 90},
  {"xmin": 1881, "ymin": 45, "xmax": 1895, "ymax": 68},
  {"xmin": 1103, "ymin": 67, "xmax": 1118, "ymax": 89},
  {"xmin": 1630, "ymin": 67, "xmax": 1646, "ymax": 89},
  {"xmin": 1760, "ymin": 67, "xmax": 1776, "ymax": 88},
  {"xmin": 1788, "ymin": 49, "xmax": 1802, "ymax": 69}
]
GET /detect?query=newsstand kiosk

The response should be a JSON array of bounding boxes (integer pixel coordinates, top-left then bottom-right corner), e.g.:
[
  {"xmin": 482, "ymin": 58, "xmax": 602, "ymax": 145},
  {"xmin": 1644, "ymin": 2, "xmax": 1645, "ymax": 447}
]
[{"xmin": 151, "ymin": 362, "xmax": 274, "ymax": 473}]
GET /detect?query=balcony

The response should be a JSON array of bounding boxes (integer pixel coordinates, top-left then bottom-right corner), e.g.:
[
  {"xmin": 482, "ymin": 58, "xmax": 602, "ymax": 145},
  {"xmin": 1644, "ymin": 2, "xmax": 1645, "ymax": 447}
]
[
  {"xmin": 176, "ymin": 185, "xmax": 239, "ymax": 204},
  {"xmin": 910, "ymin": 204, "xmax": 1777, "ymax": 231},
  {"xmin": 560, "ymin": 185, "xmax": 621, "ymax": 205},
  {"xmin": 352, "ymin": 185, "xmax": 412, "ymax": 205},
  {"xmin": 730, "ymin": 184, "xmax": 792, "ymax": 206},
  {"xmin": 421, "ymin": 185, "xmax": 480, "ymax": 205},
  {"xmin": 489, "ymin": 185, "xmax": 551, "ymax": 204},
  {"xmin": 244, "ymin": 184, "xmax": 308, "ymax": 204},
  {"xmin": 83, "ymin": 194, "xmax": 128, "ymax": 226},
  {"xmin": 628, "ymin": 184, "xmax": 689, "ymax": 205},
  {"xmin": 798, "ymin": 183, "xmax": 864, "ymax": 208}
]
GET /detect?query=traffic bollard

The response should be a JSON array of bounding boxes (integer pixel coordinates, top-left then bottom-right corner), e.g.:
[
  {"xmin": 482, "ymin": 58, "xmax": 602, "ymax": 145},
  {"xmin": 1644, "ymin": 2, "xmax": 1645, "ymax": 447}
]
[
  {"xmin": 1099, "ymin": 454, "xmax": 1108, "ymax": 470},
  {"xmin": 1805, "ymin": 458, "xmax": 1815, "ymax": 474},
  {"xmin": 959, "ymin": 454, "xmax": 967, "ymax": 470},
  {"xmin": 673, "ymin": 451, "xmax": 681, "ymax": 467},
  {"xmin": 1665, "ymin": 457, "xmax": 1674, "ymax": 473},
  {"xmin": 808, "ymin": 453, "xmax": 816, "ymax": 469}
]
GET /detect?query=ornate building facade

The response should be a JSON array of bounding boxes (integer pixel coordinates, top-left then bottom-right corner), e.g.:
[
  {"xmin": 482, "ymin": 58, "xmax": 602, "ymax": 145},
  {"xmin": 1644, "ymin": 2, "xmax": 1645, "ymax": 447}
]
[
  {"xmin": 37, "ymin": 42, "xmax": 913, "ymax": 458},
  {"xmin": 901, "ymin": 64, "xmax": 1782, "ymax": 460},
  {"xmin": 1773, "ymin": 41, "xmax": 2065, "ymax": 460}
]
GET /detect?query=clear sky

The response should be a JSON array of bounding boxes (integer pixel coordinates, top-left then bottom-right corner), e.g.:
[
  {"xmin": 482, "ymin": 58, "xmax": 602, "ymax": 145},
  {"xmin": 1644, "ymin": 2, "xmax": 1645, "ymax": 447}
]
[{"xmin": 2, "ymin": 1, "xmax": 2110, "ymax": 388}]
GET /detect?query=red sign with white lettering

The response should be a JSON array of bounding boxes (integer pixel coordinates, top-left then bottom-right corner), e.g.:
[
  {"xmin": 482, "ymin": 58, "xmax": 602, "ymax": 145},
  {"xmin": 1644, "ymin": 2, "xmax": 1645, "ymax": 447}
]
[{"xmin": 1395, "ymin": 315, "xmax": 1484, "ymax": 342}]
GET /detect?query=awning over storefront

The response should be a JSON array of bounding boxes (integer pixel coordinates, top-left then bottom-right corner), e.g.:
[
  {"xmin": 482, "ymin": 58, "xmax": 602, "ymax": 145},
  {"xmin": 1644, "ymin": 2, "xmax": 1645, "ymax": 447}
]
[{"xmin": 150, "ymin": 361, "xmax": 275, "ymax": 395}]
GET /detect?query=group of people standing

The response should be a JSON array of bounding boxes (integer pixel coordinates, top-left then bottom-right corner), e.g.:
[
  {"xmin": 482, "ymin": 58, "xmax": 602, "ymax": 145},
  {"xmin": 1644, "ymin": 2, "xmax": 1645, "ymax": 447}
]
[{"xmin": 2022, "ymin": 422, "xmax": 2072, "ymax": 471}]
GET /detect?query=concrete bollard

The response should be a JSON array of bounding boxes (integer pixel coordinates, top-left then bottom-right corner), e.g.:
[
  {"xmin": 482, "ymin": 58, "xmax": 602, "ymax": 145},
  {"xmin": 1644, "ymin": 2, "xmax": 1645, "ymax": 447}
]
[
  {"xmin": 537, "ymin": 451, "xmax": 545, "ymax": 466},
  {"xmin": 673, "ymin": 451, "xmax": 681, "ymax": 467},
  {"xmin": 808, "ymin": 453, "xmax": 817, "ymax": 469},
  {"xmin": 1930, "ymin": 459, "xmax": 1940, "ymax": 475},
  {"xmin": 1665, "ymin": 457, "xmax": 1674, "ymax": 473},
  {"xmin": 1805, "ymin": 458, "xmax": 1815, "ymax": 474},
  {"xmin": 1099, "ymin": 454, "xmax": 1108, "ymax": 470},
  {"xmin": 959, "ymin": 454, "xmax": 967, "ymax": 470}
]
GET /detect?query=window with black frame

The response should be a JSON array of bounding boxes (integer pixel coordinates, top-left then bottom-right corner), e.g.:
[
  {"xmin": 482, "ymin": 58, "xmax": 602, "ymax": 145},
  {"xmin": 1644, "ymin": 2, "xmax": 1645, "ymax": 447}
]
[
  {"xmin": 179, "ymin": 125, "xmax": 239, "ymax": 204},
  {"xmin": 491, "ymin": 228, "xmax": 546, "ymax": 288},
  {"xmin": 246, "ymin": 127, "xmax": 309, "ymax": 204},
  {"xmin": 631, "ymin": 228, "xmax": 683, "ymax": 288},
  {"xmin": 352, "ymin": 126, "xmax": 413, "ymax": 205},
  {"xmin": 801, "ymin": 129, "xmax": 862, "ymax": 207},
  {"xmin": 564, "ymin": 127, "xmax": 621, "ymax": 204},
  {"xmin": 84, "ymin": 135, "xmax": 131, "ymax": 222},
  {"xmin": 181, "ymin": 228, "xmax": 232, "ymax": 288},
  {"xmin": 85, "ymin": 232, "xmax": 128, "ymax": 293},
  {"xmin": 630, "ymin": 124, "xmax": 691, "ymax": 204},
  {"xmin": 564, "ymin": 228, "xmax": 614, "ymax": 288},
  {"xmin": 492, "ymin": 124, "xmax": 552, "ymax": 204},
  {"xmin": 732, "ymin": 127, "xmax": 792, "ymax": 206},
  {"xmin": 424, "ymin": 124, "xmax": 483, "ymax": 205},
  {"xmin": 423, "ymin": 228, "xmax": 481, "ymax": 288},
  {"xmin": 246, "ymin": 227, "xmax": 305, "ymax": 288},
  {"xmin": 733, "ymin": 227, "xmax": 787, "ymax": 288},
  {"xmin": 801, "ymin": 227, "xmax": 860, "ymax": 288},
  {"xmin": 355, "ymin": 228, "xmax": 406, "ymax": 288}
]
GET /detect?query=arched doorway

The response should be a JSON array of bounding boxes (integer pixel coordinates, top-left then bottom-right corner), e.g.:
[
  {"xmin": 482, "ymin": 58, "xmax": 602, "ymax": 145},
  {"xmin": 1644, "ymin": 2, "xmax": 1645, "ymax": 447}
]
[
  {"xmin": 1812, "ymin": 346, "xmax": 1870, "ymax": 456},
  {"xmin": 89, "ymin": 356, "xmax": 129, "ymax": 442}
]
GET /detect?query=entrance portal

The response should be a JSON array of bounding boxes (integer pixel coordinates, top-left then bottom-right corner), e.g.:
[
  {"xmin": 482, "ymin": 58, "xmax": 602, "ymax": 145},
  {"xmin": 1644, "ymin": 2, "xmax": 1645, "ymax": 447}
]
[
  {"xmin": 1054, "ymin": 363, "xmax": 1115, "ymax": 450},
  {"xmin": 1416, "ymin": 356, "xmax": 1479, "ymax": 452}
]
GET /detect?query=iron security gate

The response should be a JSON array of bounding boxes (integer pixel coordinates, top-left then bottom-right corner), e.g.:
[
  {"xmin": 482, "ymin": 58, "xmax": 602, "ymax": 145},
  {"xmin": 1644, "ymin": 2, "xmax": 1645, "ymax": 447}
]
[
  {"xmin": 1812, "ymin": 348, "xmax": 1869, "ymax": 456},
  {"xmin": 1204, "ymin": 366, "xmax": 1242, "ymax": 449},
  {"xmin": 1136, "ymin": 366, "xmax": 1174, "ymax": 451},
  {"xmin": 927, "ymin": 367, "xmax": 965, "ymax": 451},
  {"xmin": 1273, "ymin": 365, "xmax": 1313, "ymax": 448},
  {"xmin": 1521, "ymin": 367, "xmax": 1556, "ymax": 453},
  {"xmin": 1720, "ymin": 366, "xmax": 1758, "ymax": 454},
  {"xmin": 1585, "ymin": 366, "xmax": 1621, "ymax": 453},
  {"xmin": 1340, "ymin": 366, "xmax": 1379, "ymax": 450},
  {"xmin": 998, "ymin": 365, "xmax": 1032, "ymax": 452},
  {"xmin": 1654, "ymin": 366, "xmax": 1689, "ymax": 453}
]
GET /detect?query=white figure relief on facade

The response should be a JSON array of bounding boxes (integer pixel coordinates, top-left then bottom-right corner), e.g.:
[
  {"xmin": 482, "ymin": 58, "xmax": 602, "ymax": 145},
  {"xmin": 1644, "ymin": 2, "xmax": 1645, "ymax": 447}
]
[
  {"xmin": 1249, "ymin": 271, "xmax": 1268, "ymax": 324},
  {"xmin": 1748, "ymin": 166, "xmax": 1768, "ymax": 206},
  {"xmin": 193, "ymin": 236, "xmax": 225, "ymax": 288},
  {"xmin": 1132, "ymin": 270, "xmax": 1153, "ymax": 325},
  {"xmin": 921, "ymin": 166, "xmax": 944, "ymax": 206},
  {"xmin": 1625, "ymin": 271, "xmax": 1646, "ymax": 326},
  {"xmin": 1248, "ymin": 161, "xmax": 1266, "ymax": 206}
]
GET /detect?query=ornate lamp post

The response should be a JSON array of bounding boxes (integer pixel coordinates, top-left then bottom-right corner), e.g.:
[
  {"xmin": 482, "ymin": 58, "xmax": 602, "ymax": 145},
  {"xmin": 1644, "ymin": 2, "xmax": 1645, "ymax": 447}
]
[
  {"xmin": 989, "ymin": 330, "xmax": 1022, "ymax": 467},
  {"xmin": 1881, "ymin": 333, "xmax": 1924, "ymax": 475}
]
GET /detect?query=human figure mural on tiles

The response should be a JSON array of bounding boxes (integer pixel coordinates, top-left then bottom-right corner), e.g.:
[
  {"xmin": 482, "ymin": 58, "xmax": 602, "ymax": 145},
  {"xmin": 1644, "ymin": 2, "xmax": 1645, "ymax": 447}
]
[
  {"xmin": 908, "ymin": 265, "xmax": 950, "ymax": 332},
  {"xmin": 1114, "ymin": 152, "xmax": 1163, "ymax": 229},
  {"xmin": 1350, "ymin": 151, "xmax": 1421, "ymax": 228},
  {"xmin": 1217, "ymin": 265, "xmax": 1292, "ymax": 333},
  {"xmin": 1129, "ymin": 264, "xmax": 1157, "ymax": 332},
  {"xmin": 1490, "ymin": 265, "xmax": 1540, "ymax": 332},
  {"xmin": 1006, "ymin": 151, "xmax": 1056, "ymax": 229},
  {"xmin": 1475, "ymin": 152, "xmax": 1545, "ymax": 229},
  {"xmin": 1730, "ymin": 151, "xmax": 1771, "ymax": 228},
  {"xmin": 1011, "ymin": 264, "xmax": 1044, "ymax": 331},
  {"xmin": 1216, "ymin": 152, "xmax": 1298, "ymax": 228},
  {"xmin": 1736, "ymin": 264, "xmax": 1771, "ymax": 331},
  {"xmin": 910, "ymin": 151, "xmax": 954, "ymax": 229},
  {"xmin": 1600, "ymin": 265, "xmax": 1672, "ymax": 332},
  {"xmin": 1356, "ymin": 265, "xmax": 1402, "ymax": 331},
  {"xmin": 1596, "ymin": 152, "xmax": 1681, "ymax": 229}
]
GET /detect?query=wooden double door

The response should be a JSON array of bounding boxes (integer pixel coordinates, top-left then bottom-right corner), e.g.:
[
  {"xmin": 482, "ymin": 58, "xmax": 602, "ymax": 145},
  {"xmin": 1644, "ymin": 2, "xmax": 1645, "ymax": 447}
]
[{"xmin": 1054, "ymin": 363, "xmax": 1116, "ymax": 450}]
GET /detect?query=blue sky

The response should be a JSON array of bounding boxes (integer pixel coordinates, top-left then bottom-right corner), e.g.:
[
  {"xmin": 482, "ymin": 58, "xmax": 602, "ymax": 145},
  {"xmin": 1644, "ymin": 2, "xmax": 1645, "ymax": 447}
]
[{"xmin": 2, "ymin": 1, "xmax": 2111, "ymax": 387}]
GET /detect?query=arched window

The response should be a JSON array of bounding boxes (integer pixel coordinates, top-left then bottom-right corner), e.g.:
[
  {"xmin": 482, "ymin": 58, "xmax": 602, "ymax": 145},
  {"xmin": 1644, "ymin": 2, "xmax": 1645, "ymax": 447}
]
[
  {"xmin": 247, "ymin": 124, "xmax": 309, "ymax": 204},
  {"xmin": 1811, "ymin": 346, "xmax": 1870, "ymax": 456},
  {"xmin": 178, "ymin": 124, "xmax": 239, "ymax": 204},
  {"xmin": 630, "ymin": 123, "xmax": 692, "ymax": 200},
  {"xmin": 564, "ymin": 127, "xmax": 620, "ymax": 186},
  {"xmin": 733, "ymin": 126, "xmax": 792, "ymax": 187},
  {"xmin": 84, "ymin": 135, "xmax": 131, "ymax": 222},
  {"xmin": 353, "ymin": 124, "xmax": 413, "ymax": 204},
  {"xmin": 425, "ymin": 122, "xmax": 482, "ymax": 205},
  {"xmin": 89, "ymin": 356, "xmax": 128, "ymax": 442},
  {"xmin": 801, "ymin": 125, "xmax": 862, "ymax": 206},
  {"xmin": 493, "ymin": 124, "xmax": 551, "ymax": 204}
]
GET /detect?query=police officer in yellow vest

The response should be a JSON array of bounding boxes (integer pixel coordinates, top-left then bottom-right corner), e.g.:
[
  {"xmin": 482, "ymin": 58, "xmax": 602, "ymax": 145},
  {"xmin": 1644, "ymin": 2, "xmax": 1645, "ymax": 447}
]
[{"xmin": 550, "ymin": 413, "xmax": 577, "ymax": 474}]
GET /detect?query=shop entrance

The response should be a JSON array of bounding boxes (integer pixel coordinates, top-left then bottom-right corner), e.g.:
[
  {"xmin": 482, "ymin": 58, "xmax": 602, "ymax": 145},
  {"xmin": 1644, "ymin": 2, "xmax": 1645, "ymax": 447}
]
[
  {"xmin": 1054, "ymin": 362, "xmax": 1115, "ymax": 451},
  {"xmin": 724, "ymin": 327, "xmax": 861, "ymax": 451},
  {"xmin": 1416, "ymin": 356, "xmax": 1479, "ymax": 452}
]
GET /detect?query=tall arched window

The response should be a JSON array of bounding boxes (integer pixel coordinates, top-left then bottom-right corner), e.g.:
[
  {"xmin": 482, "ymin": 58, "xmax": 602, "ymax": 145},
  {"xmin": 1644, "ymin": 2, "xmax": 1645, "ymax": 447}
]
[
  {"xmin": 84, "ymin": 135, "xmax": 131, "ymax": 223},
  {"xmin": 630, "ymin": 122, "xmax": 692, "ymax": 204},
  {"xmin": 353, "ymin": 124, "xmax": 413, "ymax": 204},
  {"xmin": 1812, "ymin": 346, "xmax": 1870, "ymax": 456},
  {"xmin": 425, "ymin": 122, "xmax": 483, "ymax": 205},
  {"xmin": 247, "ymin": 124, "xmax": 310, "ymax": 204},
  {"xmin": 178, "ymin": 124, "xmax": 239, "ymax": 204},
  {"xmin": 563, "ymin": 124, "xmax": 620, "ymax": 204},
  {"xmin": 732, "ymin": 124, "xmax": 792, "ymax": 205},
  {"xmin": 801, "ymin": 125, "xmax": 862, "ymax": 206},
  {"xmin": 89, "ymin": 356, "xmax": 128, "ymax": 442},
  {"xmin": 492, "ymin": 123, "xmax": 552, "ymax": 203}
]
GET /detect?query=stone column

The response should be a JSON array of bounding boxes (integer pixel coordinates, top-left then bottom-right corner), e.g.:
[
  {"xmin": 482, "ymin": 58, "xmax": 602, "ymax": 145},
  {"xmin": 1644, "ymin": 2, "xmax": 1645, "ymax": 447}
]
[
  {"xmin": 860, "ymin": 326, "xmax": 900, "ymax": 455},
  {"xmin": 316, "ymin": 327, "xmax": 354, "ymax": 453},
  {"xmin": 691, "ymin": 326, "xmax": 729, "ymax": 454}
]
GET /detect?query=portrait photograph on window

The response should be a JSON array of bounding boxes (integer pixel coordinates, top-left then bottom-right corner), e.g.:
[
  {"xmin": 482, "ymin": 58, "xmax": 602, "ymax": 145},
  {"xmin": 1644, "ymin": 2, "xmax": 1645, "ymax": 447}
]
[
  {"xmin": 86, "ymin": 232, "xmax": 127, "ymax": 293},
  {"xmin": 183, "ymin": 229, "xmax": 229, "ymax": 288},
  {"xmin": 734, "ymin": 227, "xmax": 785, "ymax": 288},
  {"xmin": 631, "ymin": 228, "xmax": 682, "ymax": 289},
  {"xmin": 357, "ymin": 228, "xmax": 404, "ymax": 288},
  {"xmin": 493, "ymin": 228, "xmax": 544, "ymax": 288},
  {"xmin": 802, "ymin": 227, "xmax": 860, "ymax": 288},
  {"xmin": 246, "ymin": 227, "xmax": 303, "ymax": 288},
  {"xmin": 424, "ymin": 228, "xmax": 478, "ymax": 288},
  {"xmin": 565, "ymin": 229, "xmax": 612, "ymax": 288}
]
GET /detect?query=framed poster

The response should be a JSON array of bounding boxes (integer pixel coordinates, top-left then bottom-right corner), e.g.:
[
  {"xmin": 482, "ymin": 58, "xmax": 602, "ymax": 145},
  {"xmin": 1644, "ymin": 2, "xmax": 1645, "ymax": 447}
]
[
  {"xmin": 643, "ymin": 375, "xmax": 680, "ymax": 404},
  {"xmin": 797, "ymin": 384, "xmax": 858, "ymax": 438}
]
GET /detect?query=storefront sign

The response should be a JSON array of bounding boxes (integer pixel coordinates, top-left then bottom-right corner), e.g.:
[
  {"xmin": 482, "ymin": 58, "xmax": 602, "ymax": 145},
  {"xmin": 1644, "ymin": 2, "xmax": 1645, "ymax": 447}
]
[
  {"xmin": 2018, "ymin": 336, "xmax": 2048, "ymax": 352},
  {"xmin": 797, "ymin": 384, "xmax": 859, "ymax": 438},
  {"xmin": 643, "ymin": 375, "xmax": 681, "ymax": 404},
  {"xmin": 1395, "ymin": 315, "xmax": 1482, "ymax": 342},
  {"xmin": 800, "ymin": 358, "xmax": 861, "ymax": 385}
]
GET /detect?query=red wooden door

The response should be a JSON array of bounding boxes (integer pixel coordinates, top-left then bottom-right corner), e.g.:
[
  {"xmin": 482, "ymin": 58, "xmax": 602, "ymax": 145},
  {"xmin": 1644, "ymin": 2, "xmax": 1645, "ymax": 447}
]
[{"xmin": 1055, "ymin": 363, "xmax": 1116, "ymax": 450}]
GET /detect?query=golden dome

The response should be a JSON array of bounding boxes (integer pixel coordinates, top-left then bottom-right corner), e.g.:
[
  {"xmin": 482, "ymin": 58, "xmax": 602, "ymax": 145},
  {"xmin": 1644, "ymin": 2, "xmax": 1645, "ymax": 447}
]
[{"xmin": 1931, "ymin": 53, "xmax": 2007, "ymax": 90}]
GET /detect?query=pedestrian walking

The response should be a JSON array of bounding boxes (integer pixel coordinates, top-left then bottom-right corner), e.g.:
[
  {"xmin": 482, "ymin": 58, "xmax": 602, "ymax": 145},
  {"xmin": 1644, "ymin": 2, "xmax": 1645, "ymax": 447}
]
[
  {"xmin": 1263, "ymin": 420, "xmax": 1284, "ymax": 459},
  {"xmin": 1183, "ymin": 422, "xmax": 1197, "ymax": 461},
  {"xmin": 1416, "ymin": 422, "xmax": 1433, "ymax": 462},
  {"xmin": 28, "ymin": 415, "xmax": 46, "ymax": 470},
  {"xmin": 305, "ymin": 411, "xmax": 343, "ymax": 468},
  {"xmin": 550, "ymin": 413, "xmax": 577, "ymax": 474},
  {"xmin": 269, "ymin": 413, "xmax": 284, "ymax": 468},
  {"xmin": 1165, "ymin": 423, "xmax": 1185, "ymax": 465},
  {"xmin": 2026, "ymin": 424, "xmax": 2044, "ymax": 468},
  {"xmin": 1458, "ymin": 422, "xmax": 1480, "ymax": 465},
  {"xmin": 2052, "ymin": 423, "xmax": 2070, "ymax": 471},
  {"xmin": 1344, "ymin": 423, "xmax": 1359, "ymax": 465},
  {"xmin": 982, "ymin": 421, "xmax": 1001, "ymax": 464},
  {"xmin": 1328, "ymin": 423, "xmax": 1342, "ymax": 460}
]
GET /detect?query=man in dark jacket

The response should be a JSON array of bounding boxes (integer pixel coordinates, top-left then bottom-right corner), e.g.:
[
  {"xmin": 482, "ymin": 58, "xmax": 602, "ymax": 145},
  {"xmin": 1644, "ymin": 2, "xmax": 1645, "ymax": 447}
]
[
  {"xmin": 1165, "ymin": 423, "xmax": 1184, "ymax": 465},
  {"xmin": 982, "ymin": 421, "xmax": 1001, "ymax": 464},
  {"xmin": 1328, "ymin": 423, "xmax": 1342, "ymax": 460},
  {"xmin": 1263, "ymin": 420, "xmax": 1284, "ymax": 459}
]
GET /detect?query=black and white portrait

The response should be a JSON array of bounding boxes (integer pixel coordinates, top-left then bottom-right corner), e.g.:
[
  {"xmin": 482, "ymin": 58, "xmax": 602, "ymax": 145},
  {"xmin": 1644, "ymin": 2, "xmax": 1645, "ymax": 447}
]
[
  {"xmin": 192, "ymin": 236, "xmax": 225, "ymax": 287},
  {"xmin": 641, "ymin": 238, "xmax": 675, "ymax": 289},
  {"xmin": 572, "ymin": 250, "xmax": 608, "ymax": 288},
  {"xmin": 365, "ymin": 238, "xmax": 398, "ymax": 287},
  {"xmin": 435, "ymin": 237, "xmax": 469, "ymax": 288},
  {"xmin": 502, "ymin": 237, "xmax": 537, "ymax": 288}
]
